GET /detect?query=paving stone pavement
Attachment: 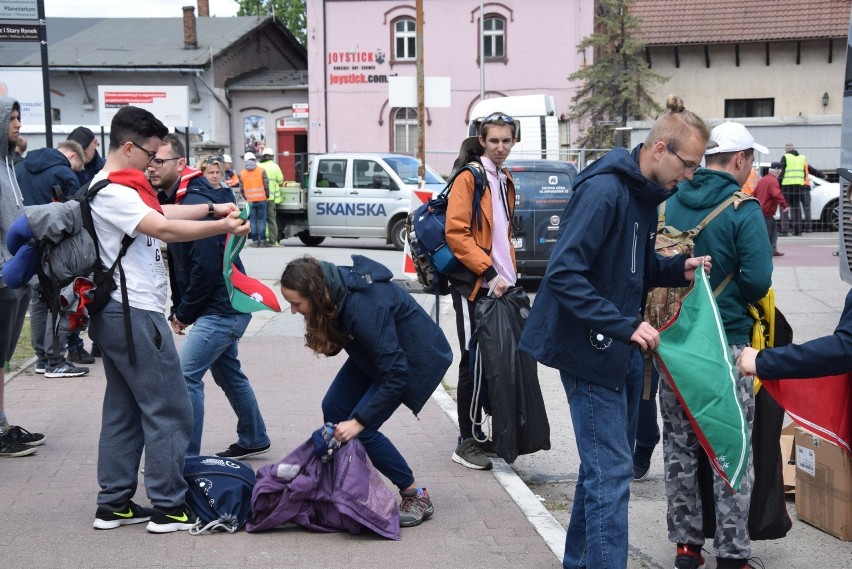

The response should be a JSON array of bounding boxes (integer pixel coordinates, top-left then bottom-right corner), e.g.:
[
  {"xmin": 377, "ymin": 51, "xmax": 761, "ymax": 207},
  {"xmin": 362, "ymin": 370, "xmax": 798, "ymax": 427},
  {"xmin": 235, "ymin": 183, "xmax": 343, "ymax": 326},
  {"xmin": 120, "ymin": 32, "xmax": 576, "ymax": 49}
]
[{"xmin": 0, "ymin": 332, "xmax": 562, "ymax": 569}]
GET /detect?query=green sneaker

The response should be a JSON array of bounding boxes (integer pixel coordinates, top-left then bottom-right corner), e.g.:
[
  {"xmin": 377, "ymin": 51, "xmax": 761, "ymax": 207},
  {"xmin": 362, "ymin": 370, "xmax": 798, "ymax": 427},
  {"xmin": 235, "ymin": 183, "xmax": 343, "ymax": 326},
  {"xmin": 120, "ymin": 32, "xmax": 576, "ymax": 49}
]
[{"xmin": 452, "ymin": 437, "xmax": 492, "ymax": 470}]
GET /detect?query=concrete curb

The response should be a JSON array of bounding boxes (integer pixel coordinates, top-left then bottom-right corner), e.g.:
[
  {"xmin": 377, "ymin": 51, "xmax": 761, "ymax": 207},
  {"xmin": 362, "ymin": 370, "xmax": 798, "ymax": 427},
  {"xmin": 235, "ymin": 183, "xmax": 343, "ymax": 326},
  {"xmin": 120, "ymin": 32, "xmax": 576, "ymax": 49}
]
[
  {"xmin": 3, "ymin": 356, "xmax": 37, "ymax": 385},
  {"xmin": 431, "ymin": 380, "xmax": 566, "ymax": 562}
]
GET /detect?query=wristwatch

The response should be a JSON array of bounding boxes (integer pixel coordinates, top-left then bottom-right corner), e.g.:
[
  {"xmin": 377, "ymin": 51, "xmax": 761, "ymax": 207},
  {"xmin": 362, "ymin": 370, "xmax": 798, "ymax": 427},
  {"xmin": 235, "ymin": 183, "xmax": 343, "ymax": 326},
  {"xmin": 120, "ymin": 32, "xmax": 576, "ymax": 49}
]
[{"xmin": 206, "ymin": 201, "xmax": 215, "ymax": 218}]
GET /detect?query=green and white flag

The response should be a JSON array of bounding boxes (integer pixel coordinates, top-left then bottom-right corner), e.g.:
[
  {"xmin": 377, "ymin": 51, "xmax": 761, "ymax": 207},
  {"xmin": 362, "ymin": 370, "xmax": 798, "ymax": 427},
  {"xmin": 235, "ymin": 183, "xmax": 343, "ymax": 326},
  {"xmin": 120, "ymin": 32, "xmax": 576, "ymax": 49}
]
[
  {"xmin": 655, "ymin": 267, "xmax": 750, "ymax": 492},
  {"xmin": 222, "ymin": 207, "xmax": 281, "ymax": 313}
]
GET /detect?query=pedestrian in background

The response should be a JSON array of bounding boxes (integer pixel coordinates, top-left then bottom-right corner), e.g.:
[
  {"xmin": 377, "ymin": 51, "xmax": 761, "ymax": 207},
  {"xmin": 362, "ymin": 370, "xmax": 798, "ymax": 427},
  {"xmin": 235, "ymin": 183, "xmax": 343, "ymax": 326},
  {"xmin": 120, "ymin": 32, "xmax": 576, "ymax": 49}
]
[
  {"xmin": 280, "ymin": 254, "xmax": 452, "ymax": 527},
  {"xmin": 753, "ymin": 162, "xmax": 789, "ymax": 257},
  {"xmin": 15, "ymin": 139, "xmax": 91, "ymax": 378},
  {"xmin": 259, "ymin": 147, "xmax": 283, "ymax": 246},
  {"xmin": 239, "ymin": 151, "xmax": 269, "ymax": 247}
]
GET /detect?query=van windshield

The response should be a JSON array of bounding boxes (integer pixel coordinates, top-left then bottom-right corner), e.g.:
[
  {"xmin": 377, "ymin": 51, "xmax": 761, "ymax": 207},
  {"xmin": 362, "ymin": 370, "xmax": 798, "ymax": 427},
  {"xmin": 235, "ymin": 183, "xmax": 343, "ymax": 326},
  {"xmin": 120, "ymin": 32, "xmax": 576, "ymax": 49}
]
[{"xmin": 383, "ymin": 156, "xmax": 444, "ymax": 184}]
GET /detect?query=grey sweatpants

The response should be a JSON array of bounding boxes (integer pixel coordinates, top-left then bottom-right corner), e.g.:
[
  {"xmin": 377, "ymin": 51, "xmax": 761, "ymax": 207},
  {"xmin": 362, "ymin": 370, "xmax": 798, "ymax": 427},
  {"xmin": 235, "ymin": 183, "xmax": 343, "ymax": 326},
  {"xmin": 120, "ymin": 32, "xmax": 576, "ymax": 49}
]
[
  {"xmin": 660, "ymin": 343, "xmax": 755, "ymax": 561},
  {"xmin": 90, "ymin": 301, "xmax": 192, "ymax": 510}
]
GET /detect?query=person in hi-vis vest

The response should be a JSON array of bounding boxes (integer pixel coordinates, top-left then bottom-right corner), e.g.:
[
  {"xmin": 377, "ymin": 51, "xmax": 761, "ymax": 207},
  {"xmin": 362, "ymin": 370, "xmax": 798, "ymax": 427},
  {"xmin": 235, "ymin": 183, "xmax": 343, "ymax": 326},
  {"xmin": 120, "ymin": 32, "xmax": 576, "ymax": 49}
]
[
  {"xmin": 239, "ymin": 151, "xmax": 269, "ymax": 247},
  {"xmin": 778, "ymin": 142, "xmax": 807, "ymax": 236}
]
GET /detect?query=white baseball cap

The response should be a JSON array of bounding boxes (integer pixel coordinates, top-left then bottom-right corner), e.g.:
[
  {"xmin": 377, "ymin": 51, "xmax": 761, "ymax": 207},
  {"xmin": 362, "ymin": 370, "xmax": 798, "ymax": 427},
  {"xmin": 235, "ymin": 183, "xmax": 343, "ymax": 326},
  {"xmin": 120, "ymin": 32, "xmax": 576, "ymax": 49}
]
[
  {"xmin": 261, "ymin": 147, "xmax": 275, "ymax": 157},
  {"xmin": 223, "ymin": 154, "xmax": 232, "ymax": 163},
  {"xmin": 243, "ymin": 152, "xmax": 256, "ymax": 161},
  {"xmin": 705, "ymin": 121, "xmax": 768, "ymax": 155}
]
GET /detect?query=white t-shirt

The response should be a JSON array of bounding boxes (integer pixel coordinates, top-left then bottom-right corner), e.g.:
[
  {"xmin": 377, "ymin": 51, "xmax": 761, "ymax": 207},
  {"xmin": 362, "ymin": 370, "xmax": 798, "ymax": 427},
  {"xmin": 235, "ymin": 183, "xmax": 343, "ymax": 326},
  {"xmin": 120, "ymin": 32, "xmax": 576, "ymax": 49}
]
[{"xmin": 89, "ymin": 171, "xmax": 168, "ymax": 312}]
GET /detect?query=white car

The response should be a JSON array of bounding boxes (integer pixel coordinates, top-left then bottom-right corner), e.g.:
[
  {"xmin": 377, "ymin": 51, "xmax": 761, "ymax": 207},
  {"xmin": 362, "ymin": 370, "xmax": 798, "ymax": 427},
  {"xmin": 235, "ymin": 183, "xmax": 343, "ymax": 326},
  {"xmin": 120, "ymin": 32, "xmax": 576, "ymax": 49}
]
[{"xmin": 758, "ymin": 164, "xmax": 840, "ymax": 231}]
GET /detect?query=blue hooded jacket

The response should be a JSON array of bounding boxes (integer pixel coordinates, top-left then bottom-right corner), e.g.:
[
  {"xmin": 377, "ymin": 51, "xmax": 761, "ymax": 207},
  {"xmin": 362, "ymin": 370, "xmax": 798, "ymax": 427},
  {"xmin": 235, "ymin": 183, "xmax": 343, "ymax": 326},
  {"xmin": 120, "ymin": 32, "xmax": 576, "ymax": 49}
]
[
  {"xmin": 15, "ymin": 147, "xmax": 80, "ymax": 205},
  {"xmin": 166, "ymin": 174, "xmax": 244, "ymax": 325},
  {"xmin": 329, "ymin": 255, "xmax": 453, "ymax": 427},
  {"xmin": 519, "ymin": 146, "xmax": 688, "ymax": 390}
]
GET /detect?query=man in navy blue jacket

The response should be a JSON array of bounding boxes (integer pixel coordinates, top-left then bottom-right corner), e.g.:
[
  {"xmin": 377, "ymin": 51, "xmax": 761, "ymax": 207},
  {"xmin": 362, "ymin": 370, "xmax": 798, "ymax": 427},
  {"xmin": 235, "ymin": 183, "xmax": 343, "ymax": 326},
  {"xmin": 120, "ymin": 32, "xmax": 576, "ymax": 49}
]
[
  {"xmin": 15, "ymin": 139, "xmax": 91, "ymax": 379},
  {"xmin": 520, "ymin": 96, "xmax": 711, "ymax": 569},
  {"xmin": 149, "ymin": 134, "xmax": 270, "ymax": 459}
]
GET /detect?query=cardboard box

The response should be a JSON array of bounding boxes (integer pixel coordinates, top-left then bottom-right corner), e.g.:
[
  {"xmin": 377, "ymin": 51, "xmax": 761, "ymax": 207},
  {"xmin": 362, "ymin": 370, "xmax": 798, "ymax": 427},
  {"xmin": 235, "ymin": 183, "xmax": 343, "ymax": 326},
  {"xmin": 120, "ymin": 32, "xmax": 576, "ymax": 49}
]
[
  {"xmin": 794, "ymin": 427, "xmax": 852, "ymax": 541},
  {"xmin": 780, "ymin": 422, "xmax": 796, "ymax": 493}
]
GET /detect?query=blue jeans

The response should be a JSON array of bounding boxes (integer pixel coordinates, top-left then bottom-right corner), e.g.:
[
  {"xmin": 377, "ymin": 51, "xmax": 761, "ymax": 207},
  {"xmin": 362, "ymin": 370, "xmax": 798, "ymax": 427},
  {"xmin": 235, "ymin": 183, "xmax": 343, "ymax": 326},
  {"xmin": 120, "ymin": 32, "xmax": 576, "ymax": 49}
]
[
  {"xmin": 321, "ymin": 358, "xmax": 415, "ymax": 490},
  {"xmin": 561, "ymin": 372, "xmax": 632, "ymax": 569},
  {"xmin": 179, "ymin": 312, "xmax": 269, "ymax": 456},
  {"xmin": 249, "ymin": 201, "xmax": 267, "ymax": 242},
  {"xmin": 625, "ymin": 347, "xmax": 644, "ymax": 453}
]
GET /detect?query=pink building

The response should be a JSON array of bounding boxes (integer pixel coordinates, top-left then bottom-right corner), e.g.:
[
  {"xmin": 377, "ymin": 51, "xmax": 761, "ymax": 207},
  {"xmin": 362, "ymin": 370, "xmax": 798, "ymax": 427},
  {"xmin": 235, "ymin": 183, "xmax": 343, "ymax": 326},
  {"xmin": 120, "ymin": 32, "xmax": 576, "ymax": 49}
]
[{"xmin": 306, "ymin": 0, "xmax": 594, "ymax": 173}]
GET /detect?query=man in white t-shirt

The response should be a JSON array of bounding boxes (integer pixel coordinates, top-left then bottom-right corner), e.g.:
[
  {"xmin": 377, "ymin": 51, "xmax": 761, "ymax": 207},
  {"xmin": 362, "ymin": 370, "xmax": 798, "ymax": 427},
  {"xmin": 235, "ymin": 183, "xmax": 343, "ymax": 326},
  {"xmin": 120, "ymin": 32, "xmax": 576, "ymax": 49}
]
[{"xmin": 88, "ymin": 106, "xmax": 248, "ymax": 534}]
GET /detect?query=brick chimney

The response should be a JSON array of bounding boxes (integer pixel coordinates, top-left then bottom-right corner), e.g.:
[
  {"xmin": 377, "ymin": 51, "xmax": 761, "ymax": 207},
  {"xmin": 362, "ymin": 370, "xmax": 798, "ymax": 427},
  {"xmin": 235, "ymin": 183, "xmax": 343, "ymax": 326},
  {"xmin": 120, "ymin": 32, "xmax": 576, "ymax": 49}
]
[
  {"xmin": 197, "ymin": 0, "xmax": 209, "ymax": 17},
  {"xmin": 183, "ymin": 6, "xmax": 197, "ymax": 49}
]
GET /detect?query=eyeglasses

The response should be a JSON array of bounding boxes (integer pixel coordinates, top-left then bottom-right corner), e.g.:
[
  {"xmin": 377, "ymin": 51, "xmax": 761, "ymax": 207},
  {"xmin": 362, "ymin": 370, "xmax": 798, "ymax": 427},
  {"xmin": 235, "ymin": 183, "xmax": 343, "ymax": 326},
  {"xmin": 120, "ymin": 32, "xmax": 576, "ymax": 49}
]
[
  {"xmin": 149, "ymin": 156, "xmax": 181, "ymax": 168},
  {"xmin": 483, "ymin": 112, "xmax": 515, "ymax": 124},
  {"xmin": 129, "ymin": 140, "xmax": 158, "ymax": 162},
  {"xmin": 666, "ymin": 144, "xmax": 701, "ymax": 173},
  {"xmin": 205, "ymin": 155, "xmax": 224, "ymax": 164}
]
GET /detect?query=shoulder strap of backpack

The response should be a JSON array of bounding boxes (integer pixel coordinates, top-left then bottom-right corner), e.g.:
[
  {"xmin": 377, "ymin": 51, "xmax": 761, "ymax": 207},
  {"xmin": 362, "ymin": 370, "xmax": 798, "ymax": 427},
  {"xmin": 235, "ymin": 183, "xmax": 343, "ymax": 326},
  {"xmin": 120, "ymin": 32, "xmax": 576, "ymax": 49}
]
[
  {"xmin": 80, "ymin": 177, "xmax": 138, "ymax": 365},
  {"xmin": 688, "ymin": 191, "xmax": 756, "ymax": 239}
]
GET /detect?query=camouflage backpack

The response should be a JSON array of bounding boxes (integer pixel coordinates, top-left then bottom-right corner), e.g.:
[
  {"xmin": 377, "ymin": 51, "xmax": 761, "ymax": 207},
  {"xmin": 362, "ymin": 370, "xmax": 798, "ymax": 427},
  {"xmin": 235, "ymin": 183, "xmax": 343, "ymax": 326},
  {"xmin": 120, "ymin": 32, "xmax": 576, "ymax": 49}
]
[{"xmin": 645, "ymin": 191, "xmax": 757, "ymax": 329}]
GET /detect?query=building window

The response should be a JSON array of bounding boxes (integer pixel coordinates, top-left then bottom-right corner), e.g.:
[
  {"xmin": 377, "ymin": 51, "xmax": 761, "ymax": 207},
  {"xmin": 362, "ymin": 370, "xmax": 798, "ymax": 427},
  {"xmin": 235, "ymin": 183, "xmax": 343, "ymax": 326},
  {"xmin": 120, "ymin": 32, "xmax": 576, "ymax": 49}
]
[
  {"xmin": 725, "ymin": 98, "xmax": 774, "ymax": 118},
  {"xmin": 393, "ymin": 107, "xmax": 418, "ymax": 153},
  {"xmin": 394, "ymin": 17, "xmax": 416, "ymax": 61},
  {"xmin": 483, "ymin": 15, "xmax": 506, "ymax": 60}
]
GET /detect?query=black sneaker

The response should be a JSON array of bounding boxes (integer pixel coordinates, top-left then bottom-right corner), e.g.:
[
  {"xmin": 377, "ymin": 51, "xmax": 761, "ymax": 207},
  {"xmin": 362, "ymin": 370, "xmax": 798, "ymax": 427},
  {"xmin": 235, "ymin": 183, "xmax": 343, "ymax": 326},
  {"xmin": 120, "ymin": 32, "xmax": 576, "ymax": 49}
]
[
  {"xmin": 0, "ymin": 433, "xmax": 38, "ymax": 457},
  {"xmin": 91, "ymin": 344, "xmax": 102, "ymax": 358},
  {"xmin": 399, "ymin": 487, "xmax": 434, "ymax": 527},
  {"xmin": 93, "ymin": 500, "xmax": 153, "ymax": 530},
  {"xmin": 34, "ymin": 360, "xmax": 47, "ymax": 374},
  {"xmin": 452, "ymin": 437, "xmax": 492, "ymax": 470},
  {"xmin": 215, "ymin": 442, "xmax": 270, "ymax": 459},
  {"xmin": 632, "ymin": 446, "xmax": 653, "ymax": 482},
  {"xmin": 68, "ymin": 347, "xmax": 95, "ymax": 364},
  {"xmin": 44, "ymin": 361, "xmax": 88, "ymax": 378},
  {"xmin": 146, "ymin": 505, "xmax": 195, "ymax": 533},
  {"xmin": 4, "ymin": 425, "xmax": 45, "ymax": 447}
]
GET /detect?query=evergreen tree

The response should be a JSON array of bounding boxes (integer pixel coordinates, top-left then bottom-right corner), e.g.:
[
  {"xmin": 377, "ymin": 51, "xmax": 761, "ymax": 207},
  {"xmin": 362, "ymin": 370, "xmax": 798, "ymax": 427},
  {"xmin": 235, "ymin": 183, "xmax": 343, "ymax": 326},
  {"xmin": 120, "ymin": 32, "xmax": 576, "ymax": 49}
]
[
  {"xmin": 568, "ymin": 0, "xmax": 666, "ymax": 150},
  {"xmin": 237, "ymin": 0, "xmax": 307, "ymax": 47}
]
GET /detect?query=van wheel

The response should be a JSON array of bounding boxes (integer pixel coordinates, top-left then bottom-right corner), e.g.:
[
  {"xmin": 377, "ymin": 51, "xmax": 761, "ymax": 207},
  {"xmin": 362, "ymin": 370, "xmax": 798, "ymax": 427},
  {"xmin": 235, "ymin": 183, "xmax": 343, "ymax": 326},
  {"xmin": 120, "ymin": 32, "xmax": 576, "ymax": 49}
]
[
  {"xmin": 390, "ymin": 218, "xmax": 407, "ymax": 251},
  {"xmin": 298, "ymin": 232, "xmax": 326, "ymax": 247}
]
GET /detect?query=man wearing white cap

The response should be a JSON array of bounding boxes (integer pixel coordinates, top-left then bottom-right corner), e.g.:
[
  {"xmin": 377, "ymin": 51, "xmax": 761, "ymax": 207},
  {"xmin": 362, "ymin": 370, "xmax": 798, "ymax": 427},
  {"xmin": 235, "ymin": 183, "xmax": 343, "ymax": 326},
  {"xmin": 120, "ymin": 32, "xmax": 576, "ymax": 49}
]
[
  {"xmin": 258, "ymin": 147, "xmax": 284, "ymax": 246},
  {"xmin": 658, "ymin": 121, "xmax": 773, "ymax": 569}
]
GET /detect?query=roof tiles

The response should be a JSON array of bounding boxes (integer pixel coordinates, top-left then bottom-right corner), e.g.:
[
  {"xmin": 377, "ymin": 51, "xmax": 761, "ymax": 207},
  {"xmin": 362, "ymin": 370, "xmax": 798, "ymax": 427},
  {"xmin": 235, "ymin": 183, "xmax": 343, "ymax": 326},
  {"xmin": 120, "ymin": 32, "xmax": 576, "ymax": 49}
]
[{"xmin": 631, "ymin": 0, "xmax": 852, "ymax": 45}]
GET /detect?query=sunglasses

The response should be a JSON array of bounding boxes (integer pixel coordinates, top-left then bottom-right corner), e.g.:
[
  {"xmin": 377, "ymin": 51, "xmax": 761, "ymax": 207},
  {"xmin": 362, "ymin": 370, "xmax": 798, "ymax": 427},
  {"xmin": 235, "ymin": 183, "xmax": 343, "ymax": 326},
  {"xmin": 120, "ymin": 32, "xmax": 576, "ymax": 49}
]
[
  {"xmin": 483, "ymin": 112, "xmax": 515, "ymax": 124},
  {"xmin": 205, "ymin": 155, "xmax": 224, "ymax": 164}
]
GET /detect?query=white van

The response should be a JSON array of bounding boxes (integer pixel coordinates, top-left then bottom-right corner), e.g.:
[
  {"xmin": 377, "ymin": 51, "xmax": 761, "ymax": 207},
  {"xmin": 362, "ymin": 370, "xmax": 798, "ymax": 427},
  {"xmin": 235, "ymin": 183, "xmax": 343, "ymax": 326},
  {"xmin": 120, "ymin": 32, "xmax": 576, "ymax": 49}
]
[
  {"xmin": 275, "ymin": 153, "xmax": 445, "ymax": 250},
  {"xmin": 467, "ymin": 94, "xmax": 560, "ymax": 160}
]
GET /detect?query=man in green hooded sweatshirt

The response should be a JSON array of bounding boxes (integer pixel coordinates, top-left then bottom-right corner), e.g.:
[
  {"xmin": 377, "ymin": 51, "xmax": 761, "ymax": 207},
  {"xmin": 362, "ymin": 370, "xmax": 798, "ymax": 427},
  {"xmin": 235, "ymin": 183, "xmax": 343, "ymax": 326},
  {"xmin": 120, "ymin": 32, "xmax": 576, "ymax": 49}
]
[{"xmin": 659, "ymin": 121, "xmax": 773, "ymax": 569}]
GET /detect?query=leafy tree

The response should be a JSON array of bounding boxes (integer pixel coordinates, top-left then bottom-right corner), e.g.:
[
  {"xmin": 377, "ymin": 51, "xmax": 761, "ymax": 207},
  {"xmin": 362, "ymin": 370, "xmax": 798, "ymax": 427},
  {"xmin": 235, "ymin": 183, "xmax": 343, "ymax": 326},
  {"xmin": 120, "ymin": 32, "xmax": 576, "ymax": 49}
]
[
  {"xmin": 568, "ymin": 0, "xmax": 666, "ymax": 150},
  {"xmin": 237, "ymin": 0, "xmax": 307, "ymax": 47}
]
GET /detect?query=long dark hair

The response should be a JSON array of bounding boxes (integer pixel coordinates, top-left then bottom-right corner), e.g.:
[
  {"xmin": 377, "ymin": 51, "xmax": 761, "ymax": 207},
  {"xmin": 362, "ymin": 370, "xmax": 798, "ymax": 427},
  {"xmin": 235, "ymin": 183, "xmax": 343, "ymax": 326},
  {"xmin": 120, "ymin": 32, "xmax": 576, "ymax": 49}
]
[{"xmin": 279, "ymin": 256, "xmax": 349, "ymax": 356}]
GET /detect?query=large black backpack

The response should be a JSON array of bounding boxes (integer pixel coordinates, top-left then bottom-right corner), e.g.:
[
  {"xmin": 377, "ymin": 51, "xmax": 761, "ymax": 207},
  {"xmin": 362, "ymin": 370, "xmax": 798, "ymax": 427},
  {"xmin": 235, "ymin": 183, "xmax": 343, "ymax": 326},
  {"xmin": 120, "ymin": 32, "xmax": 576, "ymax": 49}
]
[{"xmin": 38, "ymin": 179, "xmax": 136, "ymax": 364}]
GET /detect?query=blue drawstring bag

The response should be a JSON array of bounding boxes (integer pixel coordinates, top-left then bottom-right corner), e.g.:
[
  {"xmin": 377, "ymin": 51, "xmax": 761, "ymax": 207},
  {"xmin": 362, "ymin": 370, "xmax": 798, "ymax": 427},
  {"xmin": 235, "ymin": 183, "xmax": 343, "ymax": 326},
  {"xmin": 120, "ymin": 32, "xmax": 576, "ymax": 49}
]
[{"xmin": 183, "ymin": 455, "xmax": 256, "ymax": 534}]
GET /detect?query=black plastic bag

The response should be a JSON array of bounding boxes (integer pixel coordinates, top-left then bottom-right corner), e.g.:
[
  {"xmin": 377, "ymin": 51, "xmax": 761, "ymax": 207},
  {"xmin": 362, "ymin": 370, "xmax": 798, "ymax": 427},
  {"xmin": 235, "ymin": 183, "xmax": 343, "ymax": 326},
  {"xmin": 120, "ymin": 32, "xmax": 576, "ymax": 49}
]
[
  {"xmin": 474, "ymin": 287, "xmax": 550, "ymax": 463},
  {"xmin": 697, "ymin": 308, "xmax": 793, "ymax": 540}
]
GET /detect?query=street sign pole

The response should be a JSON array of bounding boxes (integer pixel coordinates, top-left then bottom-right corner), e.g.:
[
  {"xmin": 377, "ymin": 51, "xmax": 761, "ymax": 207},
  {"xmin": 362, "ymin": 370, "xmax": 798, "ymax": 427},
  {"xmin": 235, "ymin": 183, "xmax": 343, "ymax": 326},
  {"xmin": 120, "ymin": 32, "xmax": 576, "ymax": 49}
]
[{"xmin": 36, "ymin": 0, "xmax": 52, "ymax": 146}]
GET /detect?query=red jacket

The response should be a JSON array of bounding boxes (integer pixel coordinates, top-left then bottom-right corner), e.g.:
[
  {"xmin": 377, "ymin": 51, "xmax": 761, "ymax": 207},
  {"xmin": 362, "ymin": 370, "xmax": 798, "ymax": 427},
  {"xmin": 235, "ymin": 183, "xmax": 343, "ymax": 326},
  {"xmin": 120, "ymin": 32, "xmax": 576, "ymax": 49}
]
[{"xmin": 753, "ymin": 174, "xmax": 788, "ymax": 217}]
